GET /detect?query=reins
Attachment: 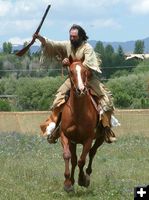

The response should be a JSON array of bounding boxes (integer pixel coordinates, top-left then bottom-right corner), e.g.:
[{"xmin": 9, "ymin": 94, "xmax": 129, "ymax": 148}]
[{"xmin": 66, "ymin": 66, "xmax": 80, "ymax": 94}]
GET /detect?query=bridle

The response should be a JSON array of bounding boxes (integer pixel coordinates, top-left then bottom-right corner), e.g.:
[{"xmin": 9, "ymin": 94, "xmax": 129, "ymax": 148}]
[
  {"xmin": 66, "ymin": 62, "xmax": 99, "ymax": 114},
  {"xmin": 67, "ymin": 63, "xmax": 89, "ymax": 96}
]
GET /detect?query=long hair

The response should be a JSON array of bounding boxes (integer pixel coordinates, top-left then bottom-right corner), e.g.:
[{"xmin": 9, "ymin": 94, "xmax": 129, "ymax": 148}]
[{"xmin": 69, "ymin": 24, "xmax": 89, "ymax": 41}]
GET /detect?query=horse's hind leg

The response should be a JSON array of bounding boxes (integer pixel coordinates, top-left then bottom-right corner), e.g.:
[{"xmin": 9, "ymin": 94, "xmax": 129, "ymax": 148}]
[
  {"xmin": 86, "ymin": 133, "xmax": 105, "ymax": 177},
  {"xmin": 78, "ymin": 138, "xmax": 93, "ymax": 187}
]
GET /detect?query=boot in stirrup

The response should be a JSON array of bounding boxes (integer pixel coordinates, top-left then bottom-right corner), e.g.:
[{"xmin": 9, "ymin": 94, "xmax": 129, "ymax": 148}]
[
  {"xmin": 101, "ymin": 112, "xmax": 118, "ymax": 143},
  {"xmin": 46, "ymin": 122, "xmax": 60, "ymax": 144},
  {"xmin": 46, "ymin": 112, "xmax": 61, "ymax": 144}
]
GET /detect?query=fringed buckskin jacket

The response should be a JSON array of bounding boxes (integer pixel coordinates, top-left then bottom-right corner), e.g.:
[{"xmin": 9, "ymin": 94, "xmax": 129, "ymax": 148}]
[{"xmin": 41, "ymin": 40, "xmax": 102, "ymax": 73}]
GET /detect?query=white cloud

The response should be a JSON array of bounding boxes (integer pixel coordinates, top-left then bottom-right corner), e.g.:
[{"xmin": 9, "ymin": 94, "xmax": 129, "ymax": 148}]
[
  {"xmin": 0, "ymin": 19, "xmax": 38, "ymax": 36},
  {"xmin": 130, "ymin": 0, "xmax": 149, "ymax": 14},
  {"xmin": 90, "ymin": 18, "xmax": 121, "ymax": 29},
  {"xmin": 0, "ymin": 0, "xmax": 45, "ymax": 19},
  {"xmin": 9, "ymin": 37, "xmax": 41, "ymax": 45},
  {"xmin": 0, "ymin": 0, "xmax": 148, "ymax": 43},
  {"xmin": 0, "ymin": 0, "xmax": 123, "ymax": 43},
  {"xmin": 0, "ymin": 0, "xmax": 122, "ymax": 24},
  {"xmin": 14, "ymin": 19, "xmax": 39, "ymax": 31},
  {"xmin": 122, "ymin": 0, "xmax": 149, "ymax": 15},
  {"xmin": 0, "ymin": 1, "xmax": 11, "ymax": 16},
  {"xmin": 8, "ymin": 37, "xmax": 31, "ymax": 45}
]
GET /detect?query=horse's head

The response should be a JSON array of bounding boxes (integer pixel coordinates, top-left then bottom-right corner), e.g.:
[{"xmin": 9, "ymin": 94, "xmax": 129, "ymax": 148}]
[{"xmin": 68, "ymin": 61, "xmax": 92, "ymax": 96}]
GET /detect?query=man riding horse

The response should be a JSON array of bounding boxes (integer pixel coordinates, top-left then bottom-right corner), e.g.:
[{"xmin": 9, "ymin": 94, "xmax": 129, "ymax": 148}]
[{"xmin": 33, "ymin": 24, "xmax": 120, "ymax": 143}]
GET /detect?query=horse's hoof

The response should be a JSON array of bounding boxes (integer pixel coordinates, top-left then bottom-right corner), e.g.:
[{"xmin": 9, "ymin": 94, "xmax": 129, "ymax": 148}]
[
  {"xmin": 84, "ymin": 174, "xmax": 90, "ymax": 187},
  {"xmin": 78, "ymin": 174, "xmax": 90, "ymax": 187},
  {"xmin": 64, "ymin": 185, "xmax": 74, "ymax": 193}
]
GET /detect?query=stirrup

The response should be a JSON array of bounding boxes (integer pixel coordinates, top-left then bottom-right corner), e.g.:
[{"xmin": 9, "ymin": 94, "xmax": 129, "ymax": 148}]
[
  {"xmin": 47, "ymin": 123, "xmax": 60, "ymax": 144},
  {"xmin": 103, "ymin": 126, "xmax": 117, "ymax": 143}
]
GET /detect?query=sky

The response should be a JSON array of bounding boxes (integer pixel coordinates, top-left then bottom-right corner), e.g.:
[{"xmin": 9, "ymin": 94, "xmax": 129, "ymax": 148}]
[{"xmin": 0, "ymin": 0, "xmax": 149, "ymax": 46}]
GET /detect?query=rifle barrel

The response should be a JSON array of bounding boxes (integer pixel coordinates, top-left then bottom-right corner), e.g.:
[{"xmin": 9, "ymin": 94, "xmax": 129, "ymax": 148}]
[
  {"xmin": 35, "ymin": 4, "xmax": 51, "ymax": 34},
  {"xmin": 16, "ymin": 4, "xmax": 51, "ymax": 57}
]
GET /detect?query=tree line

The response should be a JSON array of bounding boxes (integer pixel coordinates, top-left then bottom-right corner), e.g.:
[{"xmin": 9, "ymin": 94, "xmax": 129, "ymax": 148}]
[
  {"xmin": 94, "ymin": 40, "xmax": 145, "ymax": 78},
  {"xmin": 0, "ymin": 61, "xmax": 148, "ymax": 111},
  {"xmin": 0, "ymin": 39, "xmax": 145, "ymax": 79},
  {"xmin": 0, "ymin": 39, "xmax": 148, "ymax": 111}
]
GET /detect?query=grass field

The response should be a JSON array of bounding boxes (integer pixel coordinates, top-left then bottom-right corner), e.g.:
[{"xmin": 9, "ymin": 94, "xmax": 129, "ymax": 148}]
[{"xmin": 0, "ymin": 132, "xmax": 149, "ymax": 200}]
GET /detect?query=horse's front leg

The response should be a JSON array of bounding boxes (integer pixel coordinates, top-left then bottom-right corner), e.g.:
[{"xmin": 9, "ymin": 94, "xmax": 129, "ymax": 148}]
[
  {"xmin": 60, "ymin": 131, "xmax": 73, "ymax": 192},
  {"xmin": 78, "ymin": 138, "xmax": 93, "ymax": 187},
  {"xmin": 69, "ymin": 142, "xmax": 77, "ymax": 185},
  {"xmin": 86, "ymin": 137, "xmax": 104, "ymax": 176},
  {"xmin": 86, "ymin": 125, "xmax": 105, "ymax": 176}
]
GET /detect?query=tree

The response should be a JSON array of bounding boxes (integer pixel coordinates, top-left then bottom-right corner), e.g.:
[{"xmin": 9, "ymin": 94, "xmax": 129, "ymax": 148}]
[
  {"xmin": 94, "ymin": 41, "xmax": 105, "ymax": 69},
  {"xmin": 103, "ymin": 44, "xmax": 115, "ymax": 78},
  {"xmin": 0, "ymin": 56, "xmax": 4, "ymax": 77},
  {"xmin": 2, "ymin": 42, "xmax": 12, "ymax": 54},
  {"xmin": 105, "ymin": 44, "xmax": 114, "ymax": 55},
  {"xmin": 117, "ymin": 45, "xmax": 125, "ymax": 58},
  {"xmin": 133, "ymin": 40, "xmax": 144, "ymax": 54},
  {"xmin": 94, "ymin": 41, "xmax": 104, "ymax": 56},
  {"xmin": 116, "ymin": 45, "xmax": 125, "ymax": 66}
]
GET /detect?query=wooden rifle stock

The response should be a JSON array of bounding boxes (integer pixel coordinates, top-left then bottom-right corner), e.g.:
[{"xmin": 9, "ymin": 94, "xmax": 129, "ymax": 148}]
[{"xmin": 16, "ymin": 4, "xmax": 51, "ymax": 56}]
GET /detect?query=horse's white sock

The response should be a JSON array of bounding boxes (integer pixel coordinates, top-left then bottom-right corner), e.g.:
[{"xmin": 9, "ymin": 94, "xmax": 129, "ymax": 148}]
[
  {"xmin": 46, "ymin": 122, "xmax": 56, "ymax": 135},
  {"xmin": 111, "ymin": 115, "xmax": 121, "ymax": 127}
]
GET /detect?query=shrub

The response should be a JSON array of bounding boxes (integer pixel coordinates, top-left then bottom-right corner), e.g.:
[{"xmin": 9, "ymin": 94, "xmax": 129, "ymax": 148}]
[
  {"xmin": 0, "ymin": 99, "xmax": 11, "ymax": 111},
  {"xmin": 107, "ymin": 72, "xmax": 149, "ymax": 108},
  {"xmin": 15, "ymin": 76, "xmax": 65, "ymax": 110},
  {"xmin": 133, "ymin": 59, "xmax": 149, "ymax": 74}
]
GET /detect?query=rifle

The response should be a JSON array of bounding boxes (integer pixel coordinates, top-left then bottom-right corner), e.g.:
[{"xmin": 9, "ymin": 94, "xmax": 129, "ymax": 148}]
[{"xmin": 16, "ymin": 4, "xmax": 51, "ymax": 56}]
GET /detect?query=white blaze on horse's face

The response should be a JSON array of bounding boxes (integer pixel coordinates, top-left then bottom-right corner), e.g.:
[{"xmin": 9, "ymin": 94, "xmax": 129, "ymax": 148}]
[{"xmin": 76, "ymin": 64, "xmax": 85, "ymax": 91}]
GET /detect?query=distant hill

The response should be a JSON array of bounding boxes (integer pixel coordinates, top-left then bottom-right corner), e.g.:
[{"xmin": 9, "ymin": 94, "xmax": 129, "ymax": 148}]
[
  {"xmin": 0, "ymin": 44, "xmax": 41, "ymax": 54},
  {"xmin": 12, "ymin": 44, "xmax": 41, "ymax": 54},
  {"xmin": 0, "ymin": 37, "xmax": 149, "ymax": 53}
]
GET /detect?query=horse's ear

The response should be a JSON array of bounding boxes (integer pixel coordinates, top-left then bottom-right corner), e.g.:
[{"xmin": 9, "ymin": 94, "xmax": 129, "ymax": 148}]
[{"xmin": 69, "ymin": 55, "xmax": 73, "ymax": 64}]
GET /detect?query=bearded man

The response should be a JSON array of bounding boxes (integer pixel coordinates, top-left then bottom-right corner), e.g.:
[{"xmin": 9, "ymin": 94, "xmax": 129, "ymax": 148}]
[{"xmin": 33, "ymin": 24, "xmax": 120, "ymax": 143}]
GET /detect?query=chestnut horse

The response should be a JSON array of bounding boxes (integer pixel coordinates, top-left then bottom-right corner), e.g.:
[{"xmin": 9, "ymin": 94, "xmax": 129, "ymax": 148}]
[{"xmin": 60, "ymin": 61, "xmax": 105, "ymax": 192}]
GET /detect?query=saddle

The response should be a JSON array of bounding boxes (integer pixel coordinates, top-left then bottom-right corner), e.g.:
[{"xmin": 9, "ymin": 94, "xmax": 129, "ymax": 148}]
[
  {"xmin": 47, "ymin": 89, "xmax": 116, "ymax": 144},
  {"xmin": 48, "ymin": 90, "xmax": 99, "ymax": 143}
]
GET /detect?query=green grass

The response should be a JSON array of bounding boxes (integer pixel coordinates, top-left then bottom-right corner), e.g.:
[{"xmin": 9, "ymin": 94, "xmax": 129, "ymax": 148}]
[{"xmin": 0, "ymin": 132, "xmax": 149, "ymax": 200}]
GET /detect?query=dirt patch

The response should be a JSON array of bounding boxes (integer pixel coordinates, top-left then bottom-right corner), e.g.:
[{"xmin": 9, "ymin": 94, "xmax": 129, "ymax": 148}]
[{"xmin": 0, "ymin": 109, "xmax": 148, "ymax": 136}]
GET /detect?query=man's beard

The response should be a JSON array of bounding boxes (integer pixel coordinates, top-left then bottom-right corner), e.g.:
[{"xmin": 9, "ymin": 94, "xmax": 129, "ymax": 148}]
[{"xmin": 71, "ymin": 39, "xmax": 83, "ymax": 49}]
